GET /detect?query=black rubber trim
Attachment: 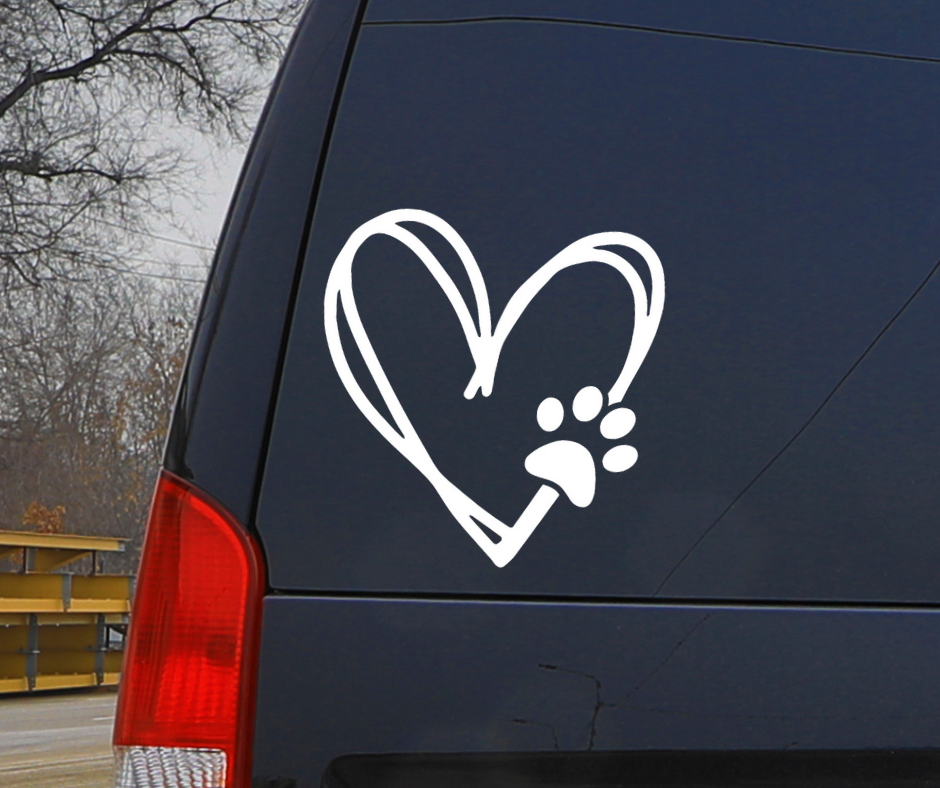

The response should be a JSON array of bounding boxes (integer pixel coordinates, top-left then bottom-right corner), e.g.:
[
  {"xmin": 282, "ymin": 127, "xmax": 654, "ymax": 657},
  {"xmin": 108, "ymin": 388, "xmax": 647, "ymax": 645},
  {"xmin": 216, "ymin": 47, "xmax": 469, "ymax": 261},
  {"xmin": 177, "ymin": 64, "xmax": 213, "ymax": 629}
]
[{"xmin": 247, "ymin": 0, "xmax": 371, "ymax": 540}]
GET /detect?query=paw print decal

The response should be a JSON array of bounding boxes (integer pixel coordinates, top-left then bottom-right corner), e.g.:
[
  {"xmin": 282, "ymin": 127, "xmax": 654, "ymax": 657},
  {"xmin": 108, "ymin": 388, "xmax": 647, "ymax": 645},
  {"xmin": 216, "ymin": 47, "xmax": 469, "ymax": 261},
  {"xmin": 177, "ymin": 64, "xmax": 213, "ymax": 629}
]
[
  {"xmin": 525, "ymin": 387, "xmax": 638, "ymax": 508},
  {"xmin": 325, "ymin": 209, "xmax": 664, "ymax": 566}
]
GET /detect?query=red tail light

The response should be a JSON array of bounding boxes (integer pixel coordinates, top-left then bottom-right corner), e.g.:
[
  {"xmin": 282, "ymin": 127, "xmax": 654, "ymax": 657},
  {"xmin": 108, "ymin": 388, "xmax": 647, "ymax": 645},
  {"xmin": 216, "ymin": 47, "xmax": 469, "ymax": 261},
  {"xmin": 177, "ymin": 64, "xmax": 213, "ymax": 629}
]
[{"xmin": 114, "ymin": 470, "xmax": 266, "ymax": 788}]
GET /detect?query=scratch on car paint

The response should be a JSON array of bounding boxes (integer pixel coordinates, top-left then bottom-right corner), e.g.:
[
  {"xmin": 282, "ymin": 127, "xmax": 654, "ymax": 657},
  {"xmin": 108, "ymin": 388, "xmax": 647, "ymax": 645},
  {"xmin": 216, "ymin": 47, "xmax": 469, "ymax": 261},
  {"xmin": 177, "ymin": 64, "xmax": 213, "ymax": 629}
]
[
  {"xmin": 538, "ymin": 663, "xmax": 617, "ymax": 751},
  {"xmin": 619, "ymin": 613, "xmax": 711, "ymax": 704},
  {"xmin": 511, "ymin": 718, "xmax": 560, "ymax": 751}
]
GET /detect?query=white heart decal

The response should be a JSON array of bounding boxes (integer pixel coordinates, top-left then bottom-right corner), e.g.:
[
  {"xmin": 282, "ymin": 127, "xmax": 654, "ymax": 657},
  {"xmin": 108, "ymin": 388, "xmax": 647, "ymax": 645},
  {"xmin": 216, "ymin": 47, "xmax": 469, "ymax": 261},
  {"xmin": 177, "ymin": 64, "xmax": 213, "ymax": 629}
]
[{"xmin": 324, "ymin": 209, "xmax": 664, "ymax": 567}]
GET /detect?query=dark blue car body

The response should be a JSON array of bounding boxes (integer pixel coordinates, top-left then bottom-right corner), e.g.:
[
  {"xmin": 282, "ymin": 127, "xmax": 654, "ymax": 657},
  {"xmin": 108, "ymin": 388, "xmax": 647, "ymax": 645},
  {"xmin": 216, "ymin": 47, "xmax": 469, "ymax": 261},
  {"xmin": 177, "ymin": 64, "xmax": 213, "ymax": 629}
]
[{"xmin": 166, "ymin": 2, "xmax": 940, "ymax": 784}]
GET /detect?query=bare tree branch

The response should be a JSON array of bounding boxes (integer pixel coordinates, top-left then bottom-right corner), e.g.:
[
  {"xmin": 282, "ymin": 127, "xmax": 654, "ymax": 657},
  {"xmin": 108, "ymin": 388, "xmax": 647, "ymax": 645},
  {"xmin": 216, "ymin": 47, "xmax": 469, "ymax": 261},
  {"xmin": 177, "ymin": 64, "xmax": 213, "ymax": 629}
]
[{"xmin": 0, "ymin": 0, "xmax": 303, "ymax": 284}]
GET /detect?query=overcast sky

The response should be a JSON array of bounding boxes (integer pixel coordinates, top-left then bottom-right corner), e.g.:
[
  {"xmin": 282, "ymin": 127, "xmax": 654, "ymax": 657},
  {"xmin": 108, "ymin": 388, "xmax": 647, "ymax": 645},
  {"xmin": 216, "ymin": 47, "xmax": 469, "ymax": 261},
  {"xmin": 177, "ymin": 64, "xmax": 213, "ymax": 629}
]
[
  {"xmin": 126, "ymin": 46, "xmax": 289, "ymax": 290},
  {"xmin": 141, "ymin": 131, "xmax": 250, "ymax": 286}
]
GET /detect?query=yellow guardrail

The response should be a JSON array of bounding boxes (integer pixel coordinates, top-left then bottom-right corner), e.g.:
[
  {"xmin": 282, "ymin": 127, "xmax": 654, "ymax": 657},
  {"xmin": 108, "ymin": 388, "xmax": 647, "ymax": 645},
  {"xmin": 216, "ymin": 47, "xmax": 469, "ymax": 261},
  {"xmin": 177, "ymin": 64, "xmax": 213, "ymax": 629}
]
[{"xmin": 0, "ymin": 530, "xmax": 132, "ymax": 693}]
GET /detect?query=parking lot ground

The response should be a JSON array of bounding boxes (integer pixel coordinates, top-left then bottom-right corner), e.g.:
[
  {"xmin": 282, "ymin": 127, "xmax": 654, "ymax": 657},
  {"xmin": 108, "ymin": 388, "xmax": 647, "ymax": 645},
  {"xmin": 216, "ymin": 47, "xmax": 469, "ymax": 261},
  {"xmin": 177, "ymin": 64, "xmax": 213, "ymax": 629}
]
[{"xmin": 0, "ymin": 688, "xmax": 116, "ymax": 788}]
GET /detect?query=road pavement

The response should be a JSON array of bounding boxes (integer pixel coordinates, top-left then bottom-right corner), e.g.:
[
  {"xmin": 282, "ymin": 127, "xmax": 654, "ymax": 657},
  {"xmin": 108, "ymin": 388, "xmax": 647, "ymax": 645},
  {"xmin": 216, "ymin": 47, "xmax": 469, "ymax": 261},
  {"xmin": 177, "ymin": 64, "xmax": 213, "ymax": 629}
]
[{"xmin": 0, "ymin": 689, "xmax": 116, "ymax": 788}]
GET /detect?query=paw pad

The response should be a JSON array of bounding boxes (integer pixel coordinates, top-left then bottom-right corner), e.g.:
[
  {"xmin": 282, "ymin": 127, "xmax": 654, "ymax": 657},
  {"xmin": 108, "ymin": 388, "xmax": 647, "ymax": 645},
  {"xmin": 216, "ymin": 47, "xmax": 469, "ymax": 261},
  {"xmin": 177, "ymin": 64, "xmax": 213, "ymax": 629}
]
[
  {"xmin": 536, "ymin": 397, "xmax": 564, "ymax": 432},
  {"xmin": 572, "ymin": 386, "xmax": 603, "ymax": 421}
]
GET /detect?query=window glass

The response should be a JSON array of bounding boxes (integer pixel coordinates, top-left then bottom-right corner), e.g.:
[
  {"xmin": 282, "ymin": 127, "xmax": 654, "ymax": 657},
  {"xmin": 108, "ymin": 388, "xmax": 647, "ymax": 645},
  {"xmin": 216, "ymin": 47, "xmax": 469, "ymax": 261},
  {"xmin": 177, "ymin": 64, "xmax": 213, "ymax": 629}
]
[
  {"xmin": 365, "ymin": 0, "xmax": 940, "ymax": 62},
  {"xmin": 256, "ymin": 18, "xmax": 940, "ymax": 599}
]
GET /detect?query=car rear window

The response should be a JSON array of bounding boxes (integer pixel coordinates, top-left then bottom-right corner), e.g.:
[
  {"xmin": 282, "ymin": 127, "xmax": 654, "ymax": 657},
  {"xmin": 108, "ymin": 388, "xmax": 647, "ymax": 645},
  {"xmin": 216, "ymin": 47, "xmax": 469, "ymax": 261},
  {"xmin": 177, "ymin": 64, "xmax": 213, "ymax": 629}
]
[{"xmin": 255, "ymin": 10, "xmax": 940, "ymax": 600}]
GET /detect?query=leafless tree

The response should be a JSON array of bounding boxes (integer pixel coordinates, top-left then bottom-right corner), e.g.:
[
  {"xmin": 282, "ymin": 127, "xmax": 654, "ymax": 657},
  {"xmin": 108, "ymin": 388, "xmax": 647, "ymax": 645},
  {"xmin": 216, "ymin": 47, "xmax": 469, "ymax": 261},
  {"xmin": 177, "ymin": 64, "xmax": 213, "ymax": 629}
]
[
  {"xmin": 0, "ymin": 272, "xmax": 200, "ymax": 570},
  {"xmin": 0, "ymin": 0, "xmax": 302, "ymax": 286}
]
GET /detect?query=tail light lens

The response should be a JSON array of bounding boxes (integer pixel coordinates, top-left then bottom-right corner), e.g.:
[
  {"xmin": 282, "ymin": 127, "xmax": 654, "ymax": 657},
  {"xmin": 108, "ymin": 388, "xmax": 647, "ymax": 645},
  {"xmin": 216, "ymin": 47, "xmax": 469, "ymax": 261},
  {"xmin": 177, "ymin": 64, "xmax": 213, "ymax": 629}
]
[{"xmin": 114, "ymin": 471, "xmax": 266, "ymax": 788}]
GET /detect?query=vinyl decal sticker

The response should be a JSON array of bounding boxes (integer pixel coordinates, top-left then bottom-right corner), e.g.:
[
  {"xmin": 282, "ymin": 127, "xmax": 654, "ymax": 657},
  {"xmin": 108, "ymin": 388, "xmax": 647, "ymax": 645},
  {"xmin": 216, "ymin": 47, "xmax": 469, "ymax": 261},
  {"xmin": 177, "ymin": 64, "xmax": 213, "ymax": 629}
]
[{"xmin": 324, "ymin": 209, "xmax": 664, "ymax": 567}]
